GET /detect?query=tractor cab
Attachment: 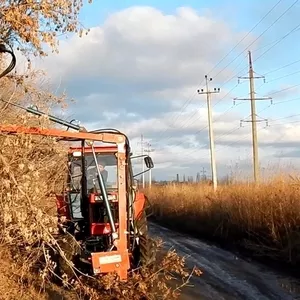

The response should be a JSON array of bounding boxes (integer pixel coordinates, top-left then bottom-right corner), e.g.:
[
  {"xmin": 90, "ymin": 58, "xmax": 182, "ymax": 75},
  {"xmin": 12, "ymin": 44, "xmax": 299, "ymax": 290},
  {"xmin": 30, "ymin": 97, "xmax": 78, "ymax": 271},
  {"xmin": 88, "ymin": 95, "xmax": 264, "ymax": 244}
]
[
  {"xmin": 69, "ymin": 146, "xmax": 118, "ymax": 192},
  {"xmin": 55, "ymin": 140, "xmax": 155, "ymax": 280},
  {"xmin": 61, "ymin": 146, "xmax": 123, "ymax": 238}
]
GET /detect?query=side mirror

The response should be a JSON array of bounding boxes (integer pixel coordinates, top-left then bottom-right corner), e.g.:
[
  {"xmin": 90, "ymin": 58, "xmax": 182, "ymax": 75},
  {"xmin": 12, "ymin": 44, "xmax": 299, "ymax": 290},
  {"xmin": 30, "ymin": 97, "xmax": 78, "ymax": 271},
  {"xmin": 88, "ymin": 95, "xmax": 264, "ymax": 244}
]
[{"xmin": 144, "ymin": 156, "xmax": 154, "ymax": 169}]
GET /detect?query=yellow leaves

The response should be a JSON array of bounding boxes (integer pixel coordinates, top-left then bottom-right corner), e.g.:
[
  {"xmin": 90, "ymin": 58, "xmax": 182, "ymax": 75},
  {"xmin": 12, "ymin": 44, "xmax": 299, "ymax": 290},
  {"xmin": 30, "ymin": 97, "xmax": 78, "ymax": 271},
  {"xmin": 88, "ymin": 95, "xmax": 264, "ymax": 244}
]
[
  {"xmin": 3, "ymin": 179, "xmax": 10, "ymax": 189},
  {"xmin": 0, "ymin": 0, "xmax": 93, "ymax": 58},
  {"xmin": 194, "ymin": 267, "xmax": 203, "ymax": 276},
  {"xmin": 3, "ymin": 165, "xmax": 10, "ymax": 174}
]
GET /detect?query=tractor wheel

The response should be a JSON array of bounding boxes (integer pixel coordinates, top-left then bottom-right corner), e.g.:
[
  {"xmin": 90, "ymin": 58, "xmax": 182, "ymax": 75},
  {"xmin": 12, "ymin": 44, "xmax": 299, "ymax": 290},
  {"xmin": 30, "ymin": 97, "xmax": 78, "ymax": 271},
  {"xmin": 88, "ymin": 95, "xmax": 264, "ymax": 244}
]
[
  {"xmin": 54, "ymin": 233, "xmax": 81, "ymax": 284},
  {"xmin": 135, "ymin": 210, "xmax": 157, "ymax": 267},
  {"xmin": 139, "ymin": 234, "xmax": 157, "ymax": 267},
  {"xmin": 136, "ymin": 210, "xmax": 148, "ymax": 236}
]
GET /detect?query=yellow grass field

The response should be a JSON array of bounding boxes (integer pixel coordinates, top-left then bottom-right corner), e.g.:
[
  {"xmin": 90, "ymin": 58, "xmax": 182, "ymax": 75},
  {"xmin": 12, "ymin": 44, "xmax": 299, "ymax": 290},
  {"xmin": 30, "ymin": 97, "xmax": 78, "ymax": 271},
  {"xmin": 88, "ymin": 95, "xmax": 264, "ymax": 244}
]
[{"xmin": 145, "ymin": 179, "xmax": 300, "ymax": 268}]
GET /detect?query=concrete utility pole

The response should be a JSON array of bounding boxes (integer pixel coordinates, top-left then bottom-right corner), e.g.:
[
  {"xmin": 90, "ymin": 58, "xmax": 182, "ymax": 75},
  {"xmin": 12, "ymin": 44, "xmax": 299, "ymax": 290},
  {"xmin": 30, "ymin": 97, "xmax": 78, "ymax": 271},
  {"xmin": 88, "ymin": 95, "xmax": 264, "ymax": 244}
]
[
  {"xmin": 200, "ymin": 167, "xmax": 207, "ymax": 181},
  {"xmin": 234, "ymin": 51, "xmax": 272, "ymax": 183},
  {"xmin": 144, "ymin": 142, "xmax": 155, "ymax": 188},
  {"xmin": 197, "ymin": 75, "xmax": 220, "ymax": 191},
  {"xmin": 140, "ymin": 134, "xmax": 145, "ymax": 188}
]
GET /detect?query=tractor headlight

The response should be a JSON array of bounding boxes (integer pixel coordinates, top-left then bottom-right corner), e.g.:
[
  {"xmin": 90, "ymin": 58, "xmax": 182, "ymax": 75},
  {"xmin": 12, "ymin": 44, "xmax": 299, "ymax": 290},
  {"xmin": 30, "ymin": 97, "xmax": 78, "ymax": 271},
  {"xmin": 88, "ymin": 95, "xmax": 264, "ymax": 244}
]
[
  {"xmin": 72, "ymin": 151, "xmax": 82, "ymax": 157},
  {"xmin": 94, "ymin": 194, "xmax": 117, "ymax": 201}
]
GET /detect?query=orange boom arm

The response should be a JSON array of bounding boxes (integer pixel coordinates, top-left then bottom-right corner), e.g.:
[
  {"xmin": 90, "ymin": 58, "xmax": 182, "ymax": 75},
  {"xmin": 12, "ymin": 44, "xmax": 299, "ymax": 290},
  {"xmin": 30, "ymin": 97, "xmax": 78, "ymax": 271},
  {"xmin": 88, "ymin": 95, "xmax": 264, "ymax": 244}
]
[{"xmin": 0, "ymin": 124, "xmax": 126, "ymax": 144}]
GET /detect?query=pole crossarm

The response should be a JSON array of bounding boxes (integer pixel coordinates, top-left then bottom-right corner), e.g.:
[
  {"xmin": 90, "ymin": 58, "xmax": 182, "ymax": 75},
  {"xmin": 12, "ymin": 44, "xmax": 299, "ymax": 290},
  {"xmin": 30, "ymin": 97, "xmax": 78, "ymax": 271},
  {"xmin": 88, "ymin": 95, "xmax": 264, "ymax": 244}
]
[{"xmin": 234, "ymin": 97, "xmax": 272, "ymax": 101}]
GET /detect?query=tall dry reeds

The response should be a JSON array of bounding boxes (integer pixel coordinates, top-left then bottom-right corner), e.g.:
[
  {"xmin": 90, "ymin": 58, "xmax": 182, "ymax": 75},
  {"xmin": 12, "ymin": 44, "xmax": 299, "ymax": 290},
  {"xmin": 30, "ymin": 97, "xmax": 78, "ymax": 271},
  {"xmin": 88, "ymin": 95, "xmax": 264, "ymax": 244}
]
[{"xmin": 146, "ymin": 179, "xmax": 300, "ymax": 268}]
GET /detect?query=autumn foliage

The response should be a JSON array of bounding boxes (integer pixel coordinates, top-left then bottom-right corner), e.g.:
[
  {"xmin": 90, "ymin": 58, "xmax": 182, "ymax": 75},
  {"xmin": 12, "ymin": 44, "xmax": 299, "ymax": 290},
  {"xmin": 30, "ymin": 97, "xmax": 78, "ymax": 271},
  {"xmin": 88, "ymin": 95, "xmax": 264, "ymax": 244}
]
[{"xmin": 0, "ymin": 0, "xmax": 93, "ymax": 57}]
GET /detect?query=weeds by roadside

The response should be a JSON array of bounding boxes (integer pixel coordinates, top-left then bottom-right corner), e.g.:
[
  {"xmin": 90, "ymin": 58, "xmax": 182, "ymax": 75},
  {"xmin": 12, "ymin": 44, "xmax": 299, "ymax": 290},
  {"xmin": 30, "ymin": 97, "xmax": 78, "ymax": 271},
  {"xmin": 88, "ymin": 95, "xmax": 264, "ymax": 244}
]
[{"xmin": 146, "ymin": 180, "xmax": 300, "ymax": 269}]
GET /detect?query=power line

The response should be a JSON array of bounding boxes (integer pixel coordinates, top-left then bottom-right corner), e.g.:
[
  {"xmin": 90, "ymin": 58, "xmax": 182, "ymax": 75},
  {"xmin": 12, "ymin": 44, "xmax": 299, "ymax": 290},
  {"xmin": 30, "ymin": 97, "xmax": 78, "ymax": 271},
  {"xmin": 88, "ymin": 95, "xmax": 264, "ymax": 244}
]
[
  {"xmin": 176, "ymin": 115, "xmax": 300, "ymax": 171},
  {"xmin": 154, "ymin": 91, "xmax": 199, "ymax": 141},
  {"xmin": 272, "ymin": 96, "xmax": 300, "ymax": 105},
  {"xmin": 266, "ymin": 69, "xmax": 300, "ymax": 83},
  {"xmin": 189, "ymin": 96, "xmax": 299, "ymax": 157},
  {"xmin": 263, "ymin": 58, "xmax": 300, "ymax": 76},
  {"xmin": 267, "ymin": 83, "xmax": 300, "ymax": 96},
  {"xmin": 267, "ymin": 119, "xmax": 300, "ymax": 127},
  {"xmin": 157, "ymin": 89, "xmax": 270, "ymax": 153},
  {"xmin": 183, "ymin": 115, "xmax": 300, "ymax": 162},
  {"xmin": 212, "ymin": 0, "xmax": 284, "ymax": 80},
  {"xmin": 212, "ymin": 0, "xmax": 297, "ymax": 81},
  {"xmin": 213, "ymin": 0, "xmax": 299, "ymax": 84},
  {"xmin": 269, "ymin": 113, "xmax": 300, "ymax": 122},
  {"xmin": 252, "ymin": 26, "xmax": 300, "ymax": 54},
  {"xmin": 156, "ymin": 89, "xmax": 298, "ymax": 159},
  {"xmin": 157, "ymin": 83, "xmax": 242, "ymax": 149},
  {"xmin": 254, "ymin": 22, "xmax": 300, "ymax": 63}
]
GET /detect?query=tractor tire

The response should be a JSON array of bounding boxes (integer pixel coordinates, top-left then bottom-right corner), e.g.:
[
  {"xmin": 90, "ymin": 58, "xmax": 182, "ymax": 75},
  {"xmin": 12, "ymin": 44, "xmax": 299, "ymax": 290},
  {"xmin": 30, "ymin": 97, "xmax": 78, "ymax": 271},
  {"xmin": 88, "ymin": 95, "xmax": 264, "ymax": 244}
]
[
  {"xmin": 135, "ymin": 210, "xmax": 157, "ymax": 267},
  {"xmin": 136, "ymin": 210, "xmax": 149, "ymax": 236},
  {"xmin": 139, "ymin": 234, "xmax": 157, "ymax": 267},
  {"xmin": 54, "ymin": 233, "xmax": 81, "ymax": 283}
]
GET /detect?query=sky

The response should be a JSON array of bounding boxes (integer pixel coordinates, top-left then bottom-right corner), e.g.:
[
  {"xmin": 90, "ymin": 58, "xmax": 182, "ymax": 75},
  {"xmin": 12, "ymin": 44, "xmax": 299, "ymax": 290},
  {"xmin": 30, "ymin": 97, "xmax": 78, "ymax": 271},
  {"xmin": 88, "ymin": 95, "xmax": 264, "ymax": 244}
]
[{"xmin": 28, "ymin": 0, "xmax": 300, "ymax": 181}]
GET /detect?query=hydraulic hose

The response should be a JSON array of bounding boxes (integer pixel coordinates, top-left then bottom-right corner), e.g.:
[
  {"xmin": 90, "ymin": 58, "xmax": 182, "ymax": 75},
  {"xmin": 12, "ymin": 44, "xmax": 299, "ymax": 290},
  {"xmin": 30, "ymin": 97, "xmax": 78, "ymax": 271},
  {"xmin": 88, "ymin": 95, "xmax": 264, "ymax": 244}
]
[{"xmin": 0, "ymin": 43, "xmax": 16, "ymax": 79}]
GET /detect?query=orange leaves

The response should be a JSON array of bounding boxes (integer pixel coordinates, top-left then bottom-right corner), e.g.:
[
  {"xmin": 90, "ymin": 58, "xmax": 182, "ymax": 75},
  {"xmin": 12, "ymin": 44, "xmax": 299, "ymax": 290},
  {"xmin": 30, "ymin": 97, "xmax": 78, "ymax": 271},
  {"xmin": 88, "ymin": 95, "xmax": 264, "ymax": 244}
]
[{"xmin": 0, "ymin": 0, "xmax": 93, "ymax": 58}]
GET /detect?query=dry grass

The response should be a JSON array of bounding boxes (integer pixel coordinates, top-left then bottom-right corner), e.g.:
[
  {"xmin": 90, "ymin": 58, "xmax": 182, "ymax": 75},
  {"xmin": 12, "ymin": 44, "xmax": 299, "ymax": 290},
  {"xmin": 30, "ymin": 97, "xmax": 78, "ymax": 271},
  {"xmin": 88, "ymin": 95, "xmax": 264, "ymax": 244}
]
[{"xmin": 146, "ymin": 178, "xmax": 300, "ymax": 267}]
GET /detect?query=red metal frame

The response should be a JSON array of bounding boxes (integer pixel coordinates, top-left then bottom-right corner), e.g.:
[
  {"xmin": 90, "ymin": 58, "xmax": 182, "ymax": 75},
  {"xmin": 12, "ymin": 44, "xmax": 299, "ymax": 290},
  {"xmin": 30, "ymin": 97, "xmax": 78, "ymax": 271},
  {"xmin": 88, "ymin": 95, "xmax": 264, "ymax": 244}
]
[
  {"xmin": 0, "ymin": 125, "xmax": 125, "ymax": 144},
  {"xmin": 89, "ymin": 192, "xmax": 119, "ymax": 235}
]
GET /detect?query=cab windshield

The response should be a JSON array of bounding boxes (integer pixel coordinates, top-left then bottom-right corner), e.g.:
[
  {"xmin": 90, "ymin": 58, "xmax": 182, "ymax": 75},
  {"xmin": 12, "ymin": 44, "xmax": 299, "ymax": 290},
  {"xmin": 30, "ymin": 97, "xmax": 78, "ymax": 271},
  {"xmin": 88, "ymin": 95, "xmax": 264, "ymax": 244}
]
[{"xmin": 70, "ymin": 152, "xmax": 118, "ymax": 191}]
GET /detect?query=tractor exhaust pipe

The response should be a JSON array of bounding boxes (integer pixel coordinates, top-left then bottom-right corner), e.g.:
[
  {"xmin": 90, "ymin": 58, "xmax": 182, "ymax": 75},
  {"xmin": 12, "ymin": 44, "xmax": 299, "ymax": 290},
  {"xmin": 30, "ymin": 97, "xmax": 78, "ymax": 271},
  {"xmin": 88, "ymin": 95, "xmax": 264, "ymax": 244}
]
[{"xmin": 91, "ymin": 145, "xmax": 118, "ymax": 242}]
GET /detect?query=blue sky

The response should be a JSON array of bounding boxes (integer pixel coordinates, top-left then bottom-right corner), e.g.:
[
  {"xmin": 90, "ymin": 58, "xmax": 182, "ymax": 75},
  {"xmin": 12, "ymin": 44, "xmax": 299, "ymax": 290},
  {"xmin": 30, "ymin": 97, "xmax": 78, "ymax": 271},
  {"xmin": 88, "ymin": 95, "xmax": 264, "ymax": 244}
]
[
  {"xmin": 77, "ymin": 0, "xmax": 300, "ymax": 119},
  {"xmin": 79, "ymin": 0, "xmax": 261, "ymax": 28},
  {"xmin": 39, "ymin": 0, "xmax": 300, "ymax": 181}
]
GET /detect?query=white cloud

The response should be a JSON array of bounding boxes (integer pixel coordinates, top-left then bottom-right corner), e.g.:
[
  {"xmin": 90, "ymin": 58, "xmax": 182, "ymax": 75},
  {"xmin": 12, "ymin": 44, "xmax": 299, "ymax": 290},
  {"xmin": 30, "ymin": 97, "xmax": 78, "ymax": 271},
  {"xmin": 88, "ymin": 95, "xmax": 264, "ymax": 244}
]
[{"xmin": 36, "ymin": 6, "xmax": 251, "ymax": 91}]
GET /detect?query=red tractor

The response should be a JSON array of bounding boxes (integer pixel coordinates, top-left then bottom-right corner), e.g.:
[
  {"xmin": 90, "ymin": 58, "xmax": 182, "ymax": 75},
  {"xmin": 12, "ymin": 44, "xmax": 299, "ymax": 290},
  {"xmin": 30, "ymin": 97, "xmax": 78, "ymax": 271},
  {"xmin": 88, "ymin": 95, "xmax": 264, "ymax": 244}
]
[
  {"xmin": 0, "ymin": 44, "xmax": 156, "ymax": 281},
  {"xmin": 0, "ymin": 108, "xmax": 156, "ymax": 281}
]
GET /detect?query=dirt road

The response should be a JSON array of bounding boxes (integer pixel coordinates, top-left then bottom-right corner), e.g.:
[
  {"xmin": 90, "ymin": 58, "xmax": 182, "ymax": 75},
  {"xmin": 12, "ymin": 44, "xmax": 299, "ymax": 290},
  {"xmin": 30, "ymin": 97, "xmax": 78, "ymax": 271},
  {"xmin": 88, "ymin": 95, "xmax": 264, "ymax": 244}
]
[{"xmin": 149, "ymin": 222, "xmax": 300, "ymax": 300}]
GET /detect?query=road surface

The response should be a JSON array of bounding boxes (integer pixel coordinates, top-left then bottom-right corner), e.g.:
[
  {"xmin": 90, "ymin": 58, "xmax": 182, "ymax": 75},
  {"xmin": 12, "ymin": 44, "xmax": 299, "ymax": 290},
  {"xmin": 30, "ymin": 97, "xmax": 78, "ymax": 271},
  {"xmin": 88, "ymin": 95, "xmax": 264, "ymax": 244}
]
[{"xmin": 150, "ymin": 222, "xmax": 300, "ymax": 300}]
